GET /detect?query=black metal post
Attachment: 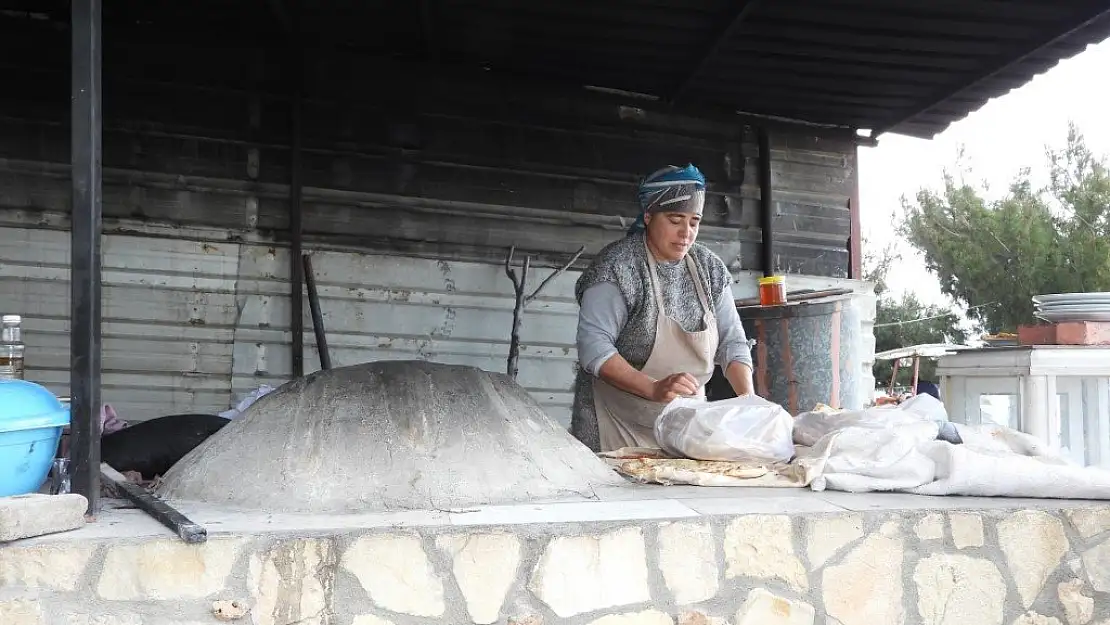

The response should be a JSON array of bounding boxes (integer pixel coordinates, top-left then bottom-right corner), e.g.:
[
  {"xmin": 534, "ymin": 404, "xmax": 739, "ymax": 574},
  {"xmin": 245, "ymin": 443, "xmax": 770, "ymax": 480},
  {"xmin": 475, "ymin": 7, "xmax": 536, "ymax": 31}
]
[
  {"xmin": 289, "ymin": 51, "xmax": 305, "ymax": 378},
  {"xmin": 70, "ymin": 0, "xmax": 103, "ymax": 516},
  {"xmin": 302, "ymin": 254, "xmax": 332, "ymax": 371},
  {"xmin": 758, "ymin": 127, "xmax": 774, "ymax": 277}
]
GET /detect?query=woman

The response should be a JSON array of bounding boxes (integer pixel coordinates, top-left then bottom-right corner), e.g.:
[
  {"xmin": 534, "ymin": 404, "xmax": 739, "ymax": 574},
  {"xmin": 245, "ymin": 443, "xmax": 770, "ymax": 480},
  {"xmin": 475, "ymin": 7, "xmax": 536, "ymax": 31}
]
[{"xmin": 570, "ymin": 164, "xmax": 755, "ymax": 452}]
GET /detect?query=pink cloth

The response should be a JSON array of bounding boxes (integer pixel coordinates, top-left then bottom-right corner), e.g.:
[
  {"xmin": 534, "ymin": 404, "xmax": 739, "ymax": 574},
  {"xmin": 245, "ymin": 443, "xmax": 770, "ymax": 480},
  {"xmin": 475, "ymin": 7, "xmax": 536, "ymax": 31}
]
[{"xmin": 100, "ymin": 404, "xmax": 128, "ymax": 435}]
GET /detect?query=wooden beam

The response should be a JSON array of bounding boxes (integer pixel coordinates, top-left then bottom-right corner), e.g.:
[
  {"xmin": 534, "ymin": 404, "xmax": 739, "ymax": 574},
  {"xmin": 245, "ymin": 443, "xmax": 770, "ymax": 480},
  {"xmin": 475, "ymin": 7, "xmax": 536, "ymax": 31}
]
[
  {"xmin": 669, "ymin": 0, "xmax": 766, "ymax": 104},
  {"xmin": 849, "ymin": 145, "xmax": 862, "ymax": 280}
]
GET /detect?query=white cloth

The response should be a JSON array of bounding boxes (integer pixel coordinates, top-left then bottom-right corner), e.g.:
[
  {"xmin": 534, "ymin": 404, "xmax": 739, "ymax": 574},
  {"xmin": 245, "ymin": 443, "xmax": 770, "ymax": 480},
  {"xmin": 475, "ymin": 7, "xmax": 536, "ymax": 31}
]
[
  {"xmin": 806, "ymin": 419, "xmax": 1110, "ymax": 500},
  {"xmin": 220, "ymin": 385, "xmax": 276, "ymax": 420}
]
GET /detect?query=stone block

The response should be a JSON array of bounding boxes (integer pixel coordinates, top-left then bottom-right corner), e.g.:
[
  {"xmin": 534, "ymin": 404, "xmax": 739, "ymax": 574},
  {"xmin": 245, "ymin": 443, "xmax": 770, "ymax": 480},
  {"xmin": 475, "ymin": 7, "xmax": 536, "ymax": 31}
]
[
  {"xmin": 341, "ymin": 533, "xmax": 444, "ymax": 618},
  {"xmin": 1013, "ymin": 614, "xmax": 1064, "ymax": 625},
  {"xmin": 528, "ymin": 528, "xmax": 651, "ymax": 618},
  {"xmin": 1066, "ymin": 508, "xmax": 1110, "ymax": 540},
  {"xmin": 508, "ymin": 616, "xmax": 543, "ymax": 625},
  {"xmin": 678, "ymin": 611, "xmax": 729, "ymax": 625},
  {"xmin": 949, "ymin": 513, "xmax": 984, "ymax": 549},
  {"xmin": 913, "ymin": 513, "xmax": 944, "ymax": 541},
  {"xmin": 805, "ymin": 514, "xmax": 863, "ymax": 569},
  {"xmin": 724, "ymin": 516, "xmax": 806, "ymax": 591},
  {"xmin": 436, "ymin": 533, "xmax": 522, "ymax": 624},
  {"xmin": 658, "ymin": 522, "xmax": 719, "ymax": 605},
  {"xmin": 212, "ymin": 599, "xmax": 249, "ymax": 621},
  {"xmin": 822, "ymin": 531, "xmax": 904, "ymax": 625},
  {"xmin": 0, "ymin": 543, "xmax": 97, "ymax": 591},
  {"xmin": 61, "ymin": 614, "xmax": 142, "ymax": 625},
  {"xmin": 1080, "ymin": 538, "xmax": 1110, "ymax": 592},
  {"xmin": 0, "ymin": 494, "xmax": 86, "ymax": 541},
  {"xmin": 249, "ymin": 538, "xmax": 335, "ymax": 625},
  {"xmin": 999, "ymin": 511, "xmax": 1069, "ymax": 608},
  {"xmin": 61, "ymin": 614, "xmax": 212, "ymax": 625},
  {"xmin": 1057, "ymin": 579, "xmax": 1093, "ymax": 625},
  {"xmin": 735, "ymin": 588, "xmax": 815, "ymax": 625},
  {"xmin": 913, "ymin": 554, "xmax": 1005, "ymax": 625},
  {"xmin": 0, "ymin": 600, "xmax": 43, "ymax": 625},
  {"xmin": 586, "ymin": 610, "xmax": 673, "ymax": 625},
  {"xmin": 97, "ymin": 538, "xmax": 247, "ymax": 601},
  {"xmin": 351, "ymin": 616, "xmax": 396, "ymax": 625}
]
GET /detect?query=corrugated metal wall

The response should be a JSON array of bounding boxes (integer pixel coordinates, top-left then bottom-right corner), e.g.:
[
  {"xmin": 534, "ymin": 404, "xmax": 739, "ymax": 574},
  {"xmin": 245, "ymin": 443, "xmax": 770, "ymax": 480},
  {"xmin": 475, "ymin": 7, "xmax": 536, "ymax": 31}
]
[
  {"xmin": 0, "ymin": 223, "xmax": 872, "ymax": 425},
  {"xmin": 0, "ymin": 33, "xmax": 872, "ymax": 425},
  {"xmin": 0, "ymin": 227, "xmax": 239, "ymax": 418},
  {"xmin": 0, "ymin": 226, "xmax": 582, "ymax": 424}
]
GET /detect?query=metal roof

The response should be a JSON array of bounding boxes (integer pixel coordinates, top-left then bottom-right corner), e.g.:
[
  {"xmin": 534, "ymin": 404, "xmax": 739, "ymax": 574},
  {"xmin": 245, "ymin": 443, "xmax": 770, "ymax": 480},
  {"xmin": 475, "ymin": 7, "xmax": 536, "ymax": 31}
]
[{"xmin": 6, "ymin": 0, "xmax": 1110, "ymax": 138}]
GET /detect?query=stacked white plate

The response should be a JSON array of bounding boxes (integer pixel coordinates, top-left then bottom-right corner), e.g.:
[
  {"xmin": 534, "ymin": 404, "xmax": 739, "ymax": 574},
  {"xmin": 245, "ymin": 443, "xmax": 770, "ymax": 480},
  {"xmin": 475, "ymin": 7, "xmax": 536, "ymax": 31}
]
[{"xmin": 1033, "ymin": 292, "xmax": 1110, "ymax": 322}]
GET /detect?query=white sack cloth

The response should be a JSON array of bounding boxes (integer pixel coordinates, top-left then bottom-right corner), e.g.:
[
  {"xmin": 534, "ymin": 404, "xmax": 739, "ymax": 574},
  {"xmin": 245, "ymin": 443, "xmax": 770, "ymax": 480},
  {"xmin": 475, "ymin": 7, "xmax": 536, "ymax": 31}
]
[
  {"xmin": 806, "ymin": 420, "xmax": 1110, "ymax": 500},
  {"xmin": 793, "ymin": 393, "xmax": 950, "ymax": 447},
  {"xmin": 655, "ymin": 394, "xmax": 795, "ymax": 463},
  {"xmin": 219, "ymin": 384, "xmax": 277, "ymax": 420}
]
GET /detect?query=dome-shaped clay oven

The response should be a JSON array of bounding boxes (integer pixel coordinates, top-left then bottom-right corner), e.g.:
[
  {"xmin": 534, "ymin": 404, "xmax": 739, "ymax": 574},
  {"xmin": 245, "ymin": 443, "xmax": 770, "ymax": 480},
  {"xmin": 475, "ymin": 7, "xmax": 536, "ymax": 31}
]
[{"xmin": 155, "ymin": 360, "xmax": 623, "ymax": 512}]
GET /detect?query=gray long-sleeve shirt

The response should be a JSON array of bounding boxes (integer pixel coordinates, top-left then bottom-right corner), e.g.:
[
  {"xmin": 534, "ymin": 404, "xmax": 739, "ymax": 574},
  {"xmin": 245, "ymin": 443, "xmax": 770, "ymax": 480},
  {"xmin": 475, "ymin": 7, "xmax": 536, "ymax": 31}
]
[{"xmin": 576, "ymin": 281, "xmax": 753, "ymax": 376}]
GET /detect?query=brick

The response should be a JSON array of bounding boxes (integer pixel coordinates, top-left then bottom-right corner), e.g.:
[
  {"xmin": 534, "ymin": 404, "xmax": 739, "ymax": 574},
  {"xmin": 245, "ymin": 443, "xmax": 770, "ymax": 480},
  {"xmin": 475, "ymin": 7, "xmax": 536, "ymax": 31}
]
[
  {"xmin": 1019, "ymin": 322, "xmax": 1110, "ymax": 346},
  {"xmin": 0, "ymin": 494, "xmax": 87, "ymax": 541}
]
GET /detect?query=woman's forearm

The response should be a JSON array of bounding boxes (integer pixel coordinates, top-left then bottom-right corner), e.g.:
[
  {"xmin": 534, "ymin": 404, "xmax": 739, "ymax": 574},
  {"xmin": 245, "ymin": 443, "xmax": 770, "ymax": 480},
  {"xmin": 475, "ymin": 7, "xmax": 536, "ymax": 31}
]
[
  {"xmin": 597, "ymin": 354, "xmax": 657, "ymax": 400},
  {"xmin": 725, "ymin": 361, "xmax": 754, "ymax": 396}
]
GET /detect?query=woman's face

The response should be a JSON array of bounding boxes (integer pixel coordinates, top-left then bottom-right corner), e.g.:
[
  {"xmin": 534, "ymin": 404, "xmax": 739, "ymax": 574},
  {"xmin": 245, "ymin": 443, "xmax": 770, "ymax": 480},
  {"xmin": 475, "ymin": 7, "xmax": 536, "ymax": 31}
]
[{"xmin": 644, "ymin": 211, "xmax": 701, "ymax": 261}]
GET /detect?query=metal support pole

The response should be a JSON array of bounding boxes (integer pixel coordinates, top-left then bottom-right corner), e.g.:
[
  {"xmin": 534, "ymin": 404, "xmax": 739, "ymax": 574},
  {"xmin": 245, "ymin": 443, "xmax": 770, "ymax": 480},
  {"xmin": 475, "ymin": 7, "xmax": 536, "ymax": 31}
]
[
  {"xmin": 289, "ymin": 50, "xmax": 305, "ymax": 378},
  {"xmin": 302, "ymin": 254, "xmax": 332, "ymax": 371},
  {"xmin": 848, "ymin": 145, "xmax": 863, "ymax": 279},
  {"xmin": 757, "ymin": 127, "xmax": 774, "ymax": 277},
  {"xmin": 70, "ymin": 0, "xmax": 103, "ymax": 516}
]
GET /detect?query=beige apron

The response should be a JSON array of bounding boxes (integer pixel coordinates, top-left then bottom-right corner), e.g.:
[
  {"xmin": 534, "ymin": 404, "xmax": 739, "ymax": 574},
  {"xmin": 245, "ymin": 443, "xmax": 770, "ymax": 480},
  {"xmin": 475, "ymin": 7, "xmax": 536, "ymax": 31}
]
[{"xmin": 593, "ymin": 244, "xmax": 719, "ymax": 451}]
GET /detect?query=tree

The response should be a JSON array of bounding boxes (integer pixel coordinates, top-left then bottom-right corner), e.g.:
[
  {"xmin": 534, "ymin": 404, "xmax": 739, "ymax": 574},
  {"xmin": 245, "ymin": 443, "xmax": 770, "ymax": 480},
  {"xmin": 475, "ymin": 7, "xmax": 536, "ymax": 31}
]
[
  {"xmin": 900, "ymin": 124, "xmax": 1110, "ymax": 333},
  {"xmin": 864, "ymin": 240, "xmax": 969, "ymax": 388}
]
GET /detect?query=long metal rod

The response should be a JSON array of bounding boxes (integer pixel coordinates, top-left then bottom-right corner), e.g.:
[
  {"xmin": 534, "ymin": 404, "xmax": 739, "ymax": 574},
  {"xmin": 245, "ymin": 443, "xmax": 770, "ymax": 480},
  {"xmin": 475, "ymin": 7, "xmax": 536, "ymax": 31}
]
[
  {"xmin": 69, "ymin": 0, "xmax": 103, "ymax": 517},
  {"xmin": 757, "ymin": 127, "xmax": 774, "ymax": 277},
  {"xmin": 289, "ymin": 50, "xmax": 305, "ymax": 378},
  {"xmin": 302, "ymin": 254, "xmax": 332, "ymax": 370},
  {"xmin": 101, "ymin": 464, "xmax": 206, "ymax": 544}
]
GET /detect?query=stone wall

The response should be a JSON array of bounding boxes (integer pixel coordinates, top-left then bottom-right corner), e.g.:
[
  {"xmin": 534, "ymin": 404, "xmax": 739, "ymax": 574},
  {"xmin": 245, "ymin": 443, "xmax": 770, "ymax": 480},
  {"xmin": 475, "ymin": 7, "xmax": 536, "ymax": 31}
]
[{"xmin": 2, "ymin": 508, "xmax": 1109, "ymax": 625}]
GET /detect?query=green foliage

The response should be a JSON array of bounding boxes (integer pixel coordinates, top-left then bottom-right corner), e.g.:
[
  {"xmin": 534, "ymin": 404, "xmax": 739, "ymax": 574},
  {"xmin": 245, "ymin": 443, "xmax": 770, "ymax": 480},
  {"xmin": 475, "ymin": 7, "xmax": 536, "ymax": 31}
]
[
  {"xmin": 900, "ymin": 124, "xmax": 1110, "ymax": 333},
  {"xmin": 864, "ymin": 242, "xmax": 969, "ymax": 388}
]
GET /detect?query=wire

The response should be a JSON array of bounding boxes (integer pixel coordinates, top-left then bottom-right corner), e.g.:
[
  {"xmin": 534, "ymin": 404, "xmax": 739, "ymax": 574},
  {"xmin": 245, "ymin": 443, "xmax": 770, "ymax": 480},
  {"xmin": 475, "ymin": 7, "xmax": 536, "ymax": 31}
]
[{"xmin": 870, "ymin": 299, "xmax": 1003, "ymax": 330}]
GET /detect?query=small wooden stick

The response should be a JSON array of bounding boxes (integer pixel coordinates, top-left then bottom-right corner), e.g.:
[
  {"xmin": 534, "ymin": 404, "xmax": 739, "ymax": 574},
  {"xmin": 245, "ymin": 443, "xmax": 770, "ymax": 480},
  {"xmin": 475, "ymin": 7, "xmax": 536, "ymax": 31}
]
[
  {"xmin": 504, "ymin": 246, "xmax": 587, "ymax": 379},
  {"xmin": 525, "ymin": 245, "xmax": 586, "ymax": 305}
]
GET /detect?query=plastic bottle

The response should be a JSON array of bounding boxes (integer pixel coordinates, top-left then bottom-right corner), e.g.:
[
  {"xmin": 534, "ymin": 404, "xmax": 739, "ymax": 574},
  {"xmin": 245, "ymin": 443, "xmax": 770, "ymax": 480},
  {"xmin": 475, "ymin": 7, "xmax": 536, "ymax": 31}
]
[{"xmin": 0, "ymin": 314, "xmax": 26, "ymax": 381}]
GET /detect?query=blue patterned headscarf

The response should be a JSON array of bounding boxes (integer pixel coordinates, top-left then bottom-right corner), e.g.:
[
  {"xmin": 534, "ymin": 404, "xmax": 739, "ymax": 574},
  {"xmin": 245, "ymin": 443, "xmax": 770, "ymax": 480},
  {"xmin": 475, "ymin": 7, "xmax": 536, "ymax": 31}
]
[{"xmin": 627, "ymin": 164, "xmax": 706, "ymax": 234}]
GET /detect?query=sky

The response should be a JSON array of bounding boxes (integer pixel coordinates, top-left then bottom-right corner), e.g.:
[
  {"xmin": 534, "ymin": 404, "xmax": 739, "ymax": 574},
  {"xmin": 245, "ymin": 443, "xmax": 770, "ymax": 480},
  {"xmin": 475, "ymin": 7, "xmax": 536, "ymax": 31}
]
[{"xmin": 857, "ymin": 38, "xmax": 1110, "ymax": 308}]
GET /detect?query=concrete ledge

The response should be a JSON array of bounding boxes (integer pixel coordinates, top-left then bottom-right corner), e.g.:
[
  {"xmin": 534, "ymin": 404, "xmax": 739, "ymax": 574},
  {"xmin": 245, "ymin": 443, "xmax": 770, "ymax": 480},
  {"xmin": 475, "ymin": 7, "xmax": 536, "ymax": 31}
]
[
  {"xmin": 0, "ymin": 493, "xmax": 86, "ymax": 542},
  {"xmin": 2, "ymin": 487, "xmax": 1109, "ymax": 625}
]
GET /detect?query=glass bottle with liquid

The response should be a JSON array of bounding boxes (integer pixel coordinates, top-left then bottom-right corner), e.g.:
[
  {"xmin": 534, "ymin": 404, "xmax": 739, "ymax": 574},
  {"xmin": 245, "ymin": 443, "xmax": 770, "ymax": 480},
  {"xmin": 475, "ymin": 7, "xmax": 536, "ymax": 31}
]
[
  {"xmin": 758, "ymin": 276, "xmax": 787, "ymax": 306},
  {"xmin": 0, "ymin": 314, "xmax": 26, "ymax": 381}
]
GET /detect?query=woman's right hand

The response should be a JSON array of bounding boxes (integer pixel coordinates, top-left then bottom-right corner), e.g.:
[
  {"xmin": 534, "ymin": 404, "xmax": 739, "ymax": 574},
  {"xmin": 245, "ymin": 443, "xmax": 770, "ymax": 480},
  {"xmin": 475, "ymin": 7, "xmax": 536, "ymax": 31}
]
[{"xmin": 651, "ymin": 373, "xmax": 699, "ymax": 403}]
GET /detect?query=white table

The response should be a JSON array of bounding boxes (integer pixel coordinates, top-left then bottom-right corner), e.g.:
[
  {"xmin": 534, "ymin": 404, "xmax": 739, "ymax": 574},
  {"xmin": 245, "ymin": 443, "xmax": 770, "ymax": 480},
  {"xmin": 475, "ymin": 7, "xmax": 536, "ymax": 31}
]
[{"xmin": 936, "ymin": 345, "xmax": 1110, "ymax": 468}]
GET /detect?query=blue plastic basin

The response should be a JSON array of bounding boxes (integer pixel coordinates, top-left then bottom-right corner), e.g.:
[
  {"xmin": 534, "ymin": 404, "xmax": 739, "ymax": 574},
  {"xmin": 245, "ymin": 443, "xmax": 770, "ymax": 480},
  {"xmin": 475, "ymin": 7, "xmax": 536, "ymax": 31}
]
[{"xmin": 0, "ymin": 379, "xmax": 71, "ymax": 497}]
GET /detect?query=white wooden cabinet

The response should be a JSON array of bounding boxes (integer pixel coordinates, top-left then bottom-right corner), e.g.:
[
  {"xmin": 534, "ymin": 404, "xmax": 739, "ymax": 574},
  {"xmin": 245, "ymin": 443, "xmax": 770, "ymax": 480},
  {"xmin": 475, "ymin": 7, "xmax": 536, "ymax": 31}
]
[{"xmin": 936, "ymin": 346, "xmax": 1110, "ymax": 468}]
